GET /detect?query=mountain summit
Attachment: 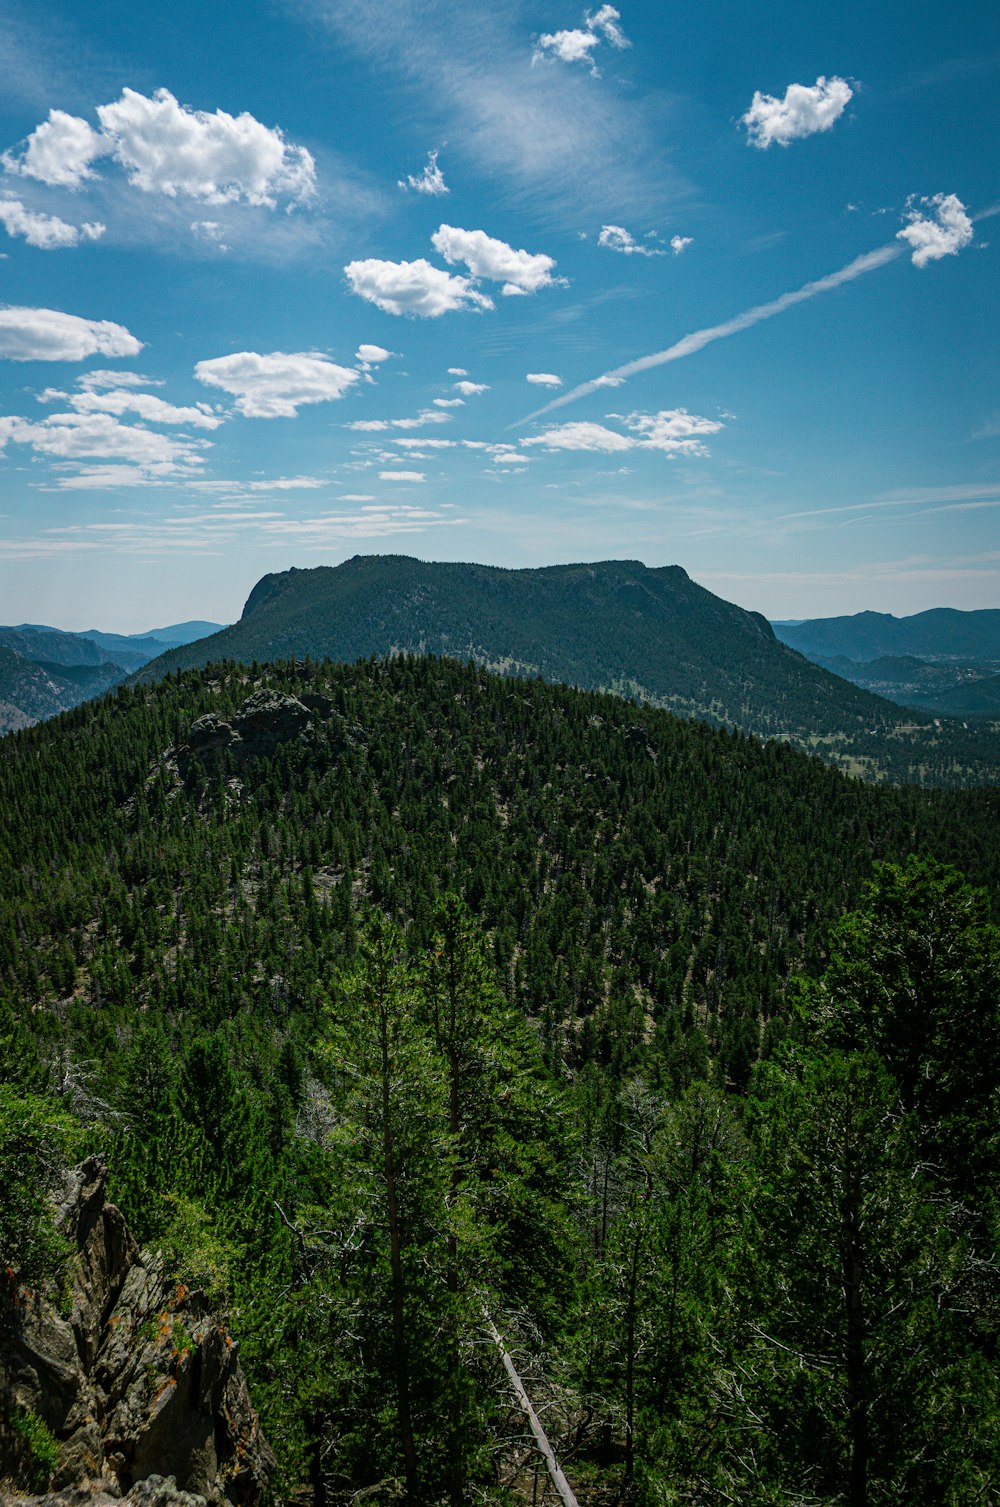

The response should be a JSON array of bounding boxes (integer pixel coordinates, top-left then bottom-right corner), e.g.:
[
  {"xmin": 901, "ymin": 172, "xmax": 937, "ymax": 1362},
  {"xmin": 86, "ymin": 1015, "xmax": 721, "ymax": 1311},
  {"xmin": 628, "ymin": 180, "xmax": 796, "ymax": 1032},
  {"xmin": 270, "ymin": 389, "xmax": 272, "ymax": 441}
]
[{"xmin": 135, "ymin": 556, "xmax": 998, "ymax": 785}]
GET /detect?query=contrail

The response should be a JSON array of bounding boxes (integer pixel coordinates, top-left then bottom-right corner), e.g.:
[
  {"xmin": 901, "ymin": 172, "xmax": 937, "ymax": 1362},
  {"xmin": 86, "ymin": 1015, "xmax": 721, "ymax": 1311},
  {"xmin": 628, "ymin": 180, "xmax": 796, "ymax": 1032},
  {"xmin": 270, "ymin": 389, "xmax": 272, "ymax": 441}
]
[{"xmin": 517, "ymin": 243, "xmax": 903, "ymax": 425}]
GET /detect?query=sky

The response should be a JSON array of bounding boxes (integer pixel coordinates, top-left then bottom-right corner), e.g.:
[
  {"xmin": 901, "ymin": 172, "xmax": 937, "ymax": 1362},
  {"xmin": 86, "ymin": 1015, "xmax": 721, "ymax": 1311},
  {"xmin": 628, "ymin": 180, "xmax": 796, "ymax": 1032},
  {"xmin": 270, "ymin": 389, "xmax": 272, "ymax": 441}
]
[{"xmin": 0, "ymin": 0, "xmax": 997, "ymax": 632}]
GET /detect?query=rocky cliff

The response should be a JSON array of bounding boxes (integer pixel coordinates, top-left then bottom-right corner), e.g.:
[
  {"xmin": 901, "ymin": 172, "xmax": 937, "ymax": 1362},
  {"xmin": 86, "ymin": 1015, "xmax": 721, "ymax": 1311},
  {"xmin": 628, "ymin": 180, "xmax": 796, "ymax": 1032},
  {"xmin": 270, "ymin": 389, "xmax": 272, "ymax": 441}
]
[{"xmin": 0, "ymin": 1158, "xmax": 274, "ymax": 1506}]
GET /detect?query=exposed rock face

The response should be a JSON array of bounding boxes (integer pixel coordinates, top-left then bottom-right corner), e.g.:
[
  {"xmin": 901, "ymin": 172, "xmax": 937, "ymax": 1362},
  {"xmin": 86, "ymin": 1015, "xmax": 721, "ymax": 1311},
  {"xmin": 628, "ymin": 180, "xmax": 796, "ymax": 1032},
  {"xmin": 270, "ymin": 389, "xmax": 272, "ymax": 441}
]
[
  {"xmin": 0, "ymin": 1158, "xmax": 274, "ymax": 1506},
  {"xmin": 179, "ymin": 690, "xmax": 314, "ymax": 780}
]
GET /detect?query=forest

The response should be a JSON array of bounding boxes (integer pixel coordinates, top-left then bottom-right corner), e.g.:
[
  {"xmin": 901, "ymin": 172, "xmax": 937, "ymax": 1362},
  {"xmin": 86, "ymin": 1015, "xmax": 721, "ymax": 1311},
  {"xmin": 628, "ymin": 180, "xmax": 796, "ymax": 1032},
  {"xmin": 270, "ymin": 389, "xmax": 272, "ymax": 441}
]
[{"xmin": 1, "ymin": 653, "xmax": 998, "ymax": 1505}]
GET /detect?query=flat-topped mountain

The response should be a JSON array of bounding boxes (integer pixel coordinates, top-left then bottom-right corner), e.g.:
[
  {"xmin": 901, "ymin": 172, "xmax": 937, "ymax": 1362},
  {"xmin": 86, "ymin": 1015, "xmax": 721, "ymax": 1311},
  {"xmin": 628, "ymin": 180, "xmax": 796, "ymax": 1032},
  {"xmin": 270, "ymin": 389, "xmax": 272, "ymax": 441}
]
[{"xmin": 134, "ymin": 556, "xmax": 999, "ymax": 786}]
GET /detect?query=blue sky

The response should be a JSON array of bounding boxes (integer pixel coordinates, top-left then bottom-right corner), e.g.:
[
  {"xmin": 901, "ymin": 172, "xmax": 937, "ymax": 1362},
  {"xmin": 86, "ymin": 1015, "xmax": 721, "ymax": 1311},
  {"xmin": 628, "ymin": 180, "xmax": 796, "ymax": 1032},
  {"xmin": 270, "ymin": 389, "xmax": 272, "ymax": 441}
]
[{"xmin": 0, "ymin": 0, "xmax": 997, "ymax": 631}]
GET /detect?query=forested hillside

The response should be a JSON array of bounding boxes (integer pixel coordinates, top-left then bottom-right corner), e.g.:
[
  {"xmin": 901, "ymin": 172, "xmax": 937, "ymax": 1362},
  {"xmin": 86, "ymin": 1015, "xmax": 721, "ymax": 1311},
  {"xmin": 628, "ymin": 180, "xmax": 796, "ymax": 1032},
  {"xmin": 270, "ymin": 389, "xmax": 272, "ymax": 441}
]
[
  {"xmin": 1, "ymin": 656, "xmax": 997, "ymax": 1504},
  {"xmin": 132, "ymin": 556, "xmax": 1000, "ymax": 787}
]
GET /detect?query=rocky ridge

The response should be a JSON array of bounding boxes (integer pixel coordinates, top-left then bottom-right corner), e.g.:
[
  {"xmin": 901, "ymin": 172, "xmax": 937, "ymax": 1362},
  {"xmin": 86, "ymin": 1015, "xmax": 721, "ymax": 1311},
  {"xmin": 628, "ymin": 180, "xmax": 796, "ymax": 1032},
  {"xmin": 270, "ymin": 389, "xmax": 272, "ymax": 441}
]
[{"xmin": 0, "ymin": 1159, "xmax": 274, "ymax": 1506}]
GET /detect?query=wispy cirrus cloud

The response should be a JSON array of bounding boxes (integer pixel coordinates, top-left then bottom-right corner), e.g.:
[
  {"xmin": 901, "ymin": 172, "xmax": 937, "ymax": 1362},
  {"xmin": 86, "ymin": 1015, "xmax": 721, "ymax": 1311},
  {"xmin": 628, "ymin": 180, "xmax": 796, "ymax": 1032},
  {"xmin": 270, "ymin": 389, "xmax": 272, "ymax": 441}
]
[{"xmin": 293, "ymin": 0, "xmax": 682, "ymax": 219}]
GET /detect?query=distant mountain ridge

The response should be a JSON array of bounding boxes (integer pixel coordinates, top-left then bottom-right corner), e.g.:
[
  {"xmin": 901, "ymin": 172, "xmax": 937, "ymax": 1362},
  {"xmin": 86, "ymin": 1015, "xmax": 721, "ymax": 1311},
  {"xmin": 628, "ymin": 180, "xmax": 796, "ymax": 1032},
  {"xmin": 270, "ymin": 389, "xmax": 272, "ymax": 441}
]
[
  {"xmin": 772, "ymin": 608, "xmax": 1000, "ymax": 663},
  {"xmin": 0, "ymin": 619, "xmax": 223, "ymax": 734},
  {"xmin": 134, "ymin": 556, "xmax": 1000, "ymax": 787}
]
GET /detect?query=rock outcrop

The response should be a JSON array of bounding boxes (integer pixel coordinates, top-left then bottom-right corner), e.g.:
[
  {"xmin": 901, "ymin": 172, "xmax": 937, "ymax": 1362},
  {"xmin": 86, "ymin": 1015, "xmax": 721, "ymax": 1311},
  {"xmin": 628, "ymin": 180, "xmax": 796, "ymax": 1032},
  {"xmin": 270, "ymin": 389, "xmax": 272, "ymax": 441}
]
[
  {"xmin": 180, "ymin": 690, "xmax": 314, "ymax": 778},
  {"xmin": 0, "ymin": 1159, "xmax": 274, "ymax": 1506}
]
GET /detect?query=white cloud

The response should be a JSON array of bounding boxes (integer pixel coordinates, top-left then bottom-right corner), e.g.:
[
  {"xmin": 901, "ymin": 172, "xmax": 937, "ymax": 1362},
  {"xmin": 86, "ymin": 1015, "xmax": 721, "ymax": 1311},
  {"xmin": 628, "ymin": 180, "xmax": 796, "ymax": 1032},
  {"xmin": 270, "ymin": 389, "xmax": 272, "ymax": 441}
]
[
  {"xmin": 526, "ymin": 245, "xmax": 900, "ymax": 419},
  {"xmin": 431, "ymin": 223, "xmax": 560, "ymax": 294},
  {"xmin": 4, "ymin": 89, "xmax": 315, "ymax": 207},
  {"xmin": 523, "ymin": 407, "xmax": 723, "ymax": 455},
  {"xmin": 742, "ymin": 76, "xmax": 853, "ymax": 148},
  {"xmin": 391, "ymin": 437, "xmax": 456, "ymax": 448},
  {"xmin": 597, "ymin": 224, "xmax": 664, "ymax": 257},
  {"xmin": 194, "ymin": 351, "xmax": 359, "ymax": 417},
  {"xmin": 345, "ymin": 257, "xmax": 493, "ymax": 316},
  {"xmin": 527, "ymin": 373, "xmax": 563, "ymax": 386},
  {"xmin": 1, "ymin": 109, "xmax": 106, "ymax": 187},
  {"xmin": 64, "ymin": 387, "xmax": 223, "ymax": 430},
  {"xmin": 356, "ymin": 343, "xmax": 393, "ymax": 366},
  {"xmin": 347, "ymin": 407, "xmax": 452, "ymax": 431},
  {"xmin": 339, "ymin": 493, "xmax": 377, "ymax": 502},
  {"xmin": 897, "ymin": 193, "xmax": 973, "ymax": 267},
  {"xmin": 534, "ymin": 5, "xmax": 630, "ymax": 75},
  {"xmin": 454, "ymin": 380, "xmax": 489, "ymax": 396},
  {"xmin": 523, "ymin": 420, "xmax": 633, "ymax": 453},
  {"xmin": 434, "ymin": 397, "xmax": 464, "ymax": 407},
  {"xmin": 0, "ymin": 410, "xmax": 207, "ymax": 476},
  {"xmin": 0, "ymin": 306, "xmax": 142, "ymax": 362},
  {"xmin": 670, "ymin": 235, "xmax": 692, "ymax": 254},
  {"xmin": 399, "ymin": 148, "xmax": 449, "ymax": 196},
  {"xmin": 620, "ymin": 407, "xmax": 723, "ymax": 454},
  {"xmin": 0, "ymin": 197, "xmax": 105, "ymax": 250},
  {"xmin": 379, "ymin": 469, "xmax": 425, "ymax": 481},
  {"xmin": 448, "ymin": 367, "xmax": 468, "ymax": 376},
  {"xmin": 78, "ymin": 369, "xmax": 158, "ymax": 390}
]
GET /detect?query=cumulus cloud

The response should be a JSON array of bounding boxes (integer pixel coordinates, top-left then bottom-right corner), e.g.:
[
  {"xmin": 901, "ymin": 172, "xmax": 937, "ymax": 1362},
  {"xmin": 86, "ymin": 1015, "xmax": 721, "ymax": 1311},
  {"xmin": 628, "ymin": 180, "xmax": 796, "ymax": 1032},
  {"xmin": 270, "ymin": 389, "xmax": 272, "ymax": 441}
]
[
  {"xmin": 670, "ymin": 235, "xmax": 692, "ymax": 254},
  {"xmin": 4, "ymin": 89, "xmax": 316, "ymax": 206},
  {"xmin": 344, "ymin": 257, "xmax": 493, "ymax": 316},
  {"xmin": 448, "ymin": 367, "xmax": 468, "ymax": 376},
  {"xmin": 620, "ymin": 407, "xmax": 722, "ymax": 453},
  {"xmin": 522, "ymin": 420, "xmax": 632, "ymax": 452},
  {"xmin": 431, "ymin": 223, "xmax": 560, "ymax": 295},
  {"xmin": 523, "ymin": 407, "xmax": 723, "ymax": 456},
  {"xmin": 379, "ymin": 469, "xmax": 425, "ymax": 481},
  {"xmin": 1, "ymin": 109, "xmax": 106, "ymax": 187},
  {"xmin": 742, "ymin": 76, "xmax": 853, "ymax": 149},
  {"xmin": 534, "ymin": 5, "xmax": 630, "ymax": 75},
  {"xmin": 0, "ymin": 306, "xmax": 142, "ymax": 362},
  {"xmin": 434, "ymin": 397, "xmax": 465, "ymax": 407},
  {"xmin": 597, "ymin": 224, "xmax": 664, "ymax": 257},
  {"xmin": 454, "ymin": 380, "xmax": 489, "ymax": 396},
  {"xmin": 194, "ymin": 351, "xmax": 359, "ymax": 417},
  {"xmin": 62, "ymin": 386, "xmax": 223, "ymax": 430},
  {"xmin": 0, "ymin": 197, "xmax": 104, "ymax": 250},
  {"xmin": 399, "ymin": 148, "xmax": 449, "ymax": 196},
  {"xmin": 0, "ymin": 409, "xmax": 207, "ymax": 476},
  {"xmin": 356, "ymin": 343, "xmax": 393, "ymax": 366},
  {"xmin": 897, "ymin": 192, "xmax": 974, "ymax": 267},
  {"xmin": 527, "ymin": 373, "xmax": 563, "ymax": 387}
]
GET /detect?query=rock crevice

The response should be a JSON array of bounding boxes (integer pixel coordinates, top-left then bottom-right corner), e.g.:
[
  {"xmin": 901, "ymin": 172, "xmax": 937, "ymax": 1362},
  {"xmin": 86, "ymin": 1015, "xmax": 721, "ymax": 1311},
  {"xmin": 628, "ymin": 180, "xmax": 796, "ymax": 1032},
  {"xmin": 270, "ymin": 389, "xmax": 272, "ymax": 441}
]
[{"xmin": 1, "ymin": 1158, "xmax": 273, "ymax": 1506}]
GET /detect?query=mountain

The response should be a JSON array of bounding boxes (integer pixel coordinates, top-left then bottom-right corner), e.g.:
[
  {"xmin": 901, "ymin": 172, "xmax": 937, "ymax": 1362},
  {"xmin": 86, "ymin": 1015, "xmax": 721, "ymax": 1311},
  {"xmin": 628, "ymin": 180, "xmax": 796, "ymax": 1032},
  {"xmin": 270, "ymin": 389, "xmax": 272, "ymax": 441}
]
[
  {"xmin": 0, "ymin": 646, "xmax": 124, "ymax": 731},
  {"xmin": 772, "ymin": 607, "xmax": 1000, "ymax": 663},
  {"xmin": 800, "ymin": 653, "xmax": 1000, "ymax": 716},
  {"xmin": 133, "ymin": 555, "xmax": 1000, "ymax": 786},
  {"xmin": 1, "ymin": 654, "xmax": 997, "ymax": 1501},
  {"xmin": 0, "ymin": 620, "xmax": 224, "ymax": 734}
]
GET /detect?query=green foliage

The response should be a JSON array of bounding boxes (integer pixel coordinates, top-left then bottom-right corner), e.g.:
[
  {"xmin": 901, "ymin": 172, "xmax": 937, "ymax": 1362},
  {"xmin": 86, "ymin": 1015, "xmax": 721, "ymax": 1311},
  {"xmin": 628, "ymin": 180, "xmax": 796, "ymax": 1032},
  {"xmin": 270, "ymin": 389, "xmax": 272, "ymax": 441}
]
[
  {"xmin": 5, "ymin": 1404, "xmax": 59, "ymax": 1491},
  {"xmin": 0, "ymin": 1087, "xmax": 78, "ymax": 1293},
  {"xmin": 0, "ymin": 656, "xmax": 998, "ymax": 1501},
  {"xmin": 137, "ymin": 557, "xmax": 1000, "ymax": 786}
]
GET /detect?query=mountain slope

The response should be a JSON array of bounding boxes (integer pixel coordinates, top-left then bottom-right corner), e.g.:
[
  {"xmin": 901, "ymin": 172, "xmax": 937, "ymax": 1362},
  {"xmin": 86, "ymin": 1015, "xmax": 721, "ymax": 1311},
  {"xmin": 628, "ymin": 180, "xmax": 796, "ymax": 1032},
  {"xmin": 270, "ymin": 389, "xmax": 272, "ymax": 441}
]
[
  {"xmin": 135, "ymin": 556, "xmax": 1000, "ymax": 786},
  {"xmin": 773, "ymin": 607, "xmax": 1000, "ymax": 663},
  {"xmin": 0, "ymin": 646, "xmax": 123, "ymax": 732}
]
